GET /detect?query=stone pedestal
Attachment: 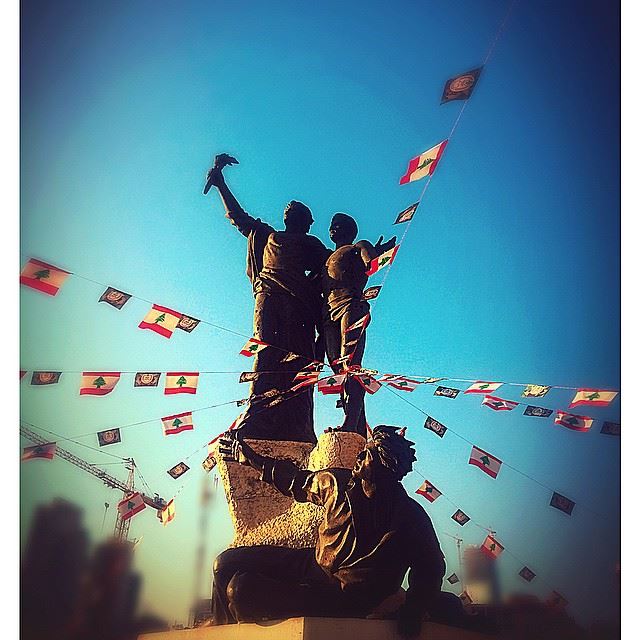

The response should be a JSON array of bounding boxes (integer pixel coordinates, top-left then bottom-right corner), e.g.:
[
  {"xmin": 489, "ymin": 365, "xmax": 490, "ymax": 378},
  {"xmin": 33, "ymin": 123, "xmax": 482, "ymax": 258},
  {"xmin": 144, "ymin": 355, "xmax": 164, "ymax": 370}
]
[
  {"xmin": 212, "ymin": 432, "xmax": 366, "ymax": 548},
  {"xmin": 138, "ymin": 618, "xmax": 491, "ymax": 640}
]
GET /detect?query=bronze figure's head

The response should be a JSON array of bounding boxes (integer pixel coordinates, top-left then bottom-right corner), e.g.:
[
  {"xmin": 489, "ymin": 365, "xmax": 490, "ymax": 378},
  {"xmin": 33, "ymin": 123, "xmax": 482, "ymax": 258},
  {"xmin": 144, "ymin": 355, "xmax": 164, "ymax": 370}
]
[
  {"xmin": 283, "ymin": 200, "xmax": 313, "ymax": 233},
  {"xmin": 329, "ymin": 212, "xmax": 358, "ymax": 246},
  {"xmin": 353, "ymin": 425, "xmax": 416, "ymax": 484}
]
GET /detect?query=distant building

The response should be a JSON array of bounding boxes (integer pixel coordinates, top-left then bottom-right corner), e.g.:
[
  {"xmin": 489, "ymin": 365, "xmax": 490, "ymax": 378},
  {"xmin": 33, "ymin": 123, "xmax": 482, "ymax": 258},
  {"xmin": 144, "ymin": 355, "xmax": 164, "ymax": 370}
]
[
  {"xmin": 463, "ymin": 544, "xmax": 501, "ymax": 605},
  {"xmin": 21, "ymin": 499, "xmax": 89, "ymax": 640}
]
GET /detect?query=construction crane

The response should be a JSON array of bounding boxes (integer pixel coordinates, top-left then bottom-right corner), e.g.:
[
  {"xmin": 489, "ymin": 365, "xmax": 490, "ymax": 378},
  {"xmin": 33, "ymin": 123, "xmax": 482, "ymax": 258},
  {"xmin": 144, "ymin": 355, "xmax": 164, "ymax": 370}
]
[
  {"xmin": 20, "ymin": 424, "xmax": 167, "ymax": 541},
  {"xmin": 443, "ymin": 532, "xmax": 465, "ymax": 590}
]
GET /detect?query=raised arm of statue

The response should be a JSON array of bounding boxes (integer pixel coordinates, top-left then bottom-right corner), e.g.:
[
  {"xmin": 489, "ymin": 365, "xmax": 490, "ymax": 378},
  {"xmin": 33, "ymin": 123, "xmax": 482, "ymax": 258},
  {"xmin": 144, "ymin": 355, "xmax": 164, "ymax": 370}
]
[{"xmin": 355, "ymin": 235, "xmax": 397, "ymax": 265}]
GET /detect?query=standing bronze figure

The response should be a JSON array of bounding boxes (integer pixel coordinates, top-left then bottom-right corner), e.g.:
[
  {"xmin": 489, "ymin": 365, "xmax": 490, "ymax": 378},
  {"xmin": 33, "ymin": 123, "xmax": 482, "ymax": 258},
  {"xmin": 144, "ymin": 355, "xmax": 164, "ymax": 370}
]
[
  {"xmin": 212, "ymin": 426, "xmax": 462, "ymax": 637},
  {"xmin": 205, "ymin": 155, "xmax": 327, "ymax": 442}
]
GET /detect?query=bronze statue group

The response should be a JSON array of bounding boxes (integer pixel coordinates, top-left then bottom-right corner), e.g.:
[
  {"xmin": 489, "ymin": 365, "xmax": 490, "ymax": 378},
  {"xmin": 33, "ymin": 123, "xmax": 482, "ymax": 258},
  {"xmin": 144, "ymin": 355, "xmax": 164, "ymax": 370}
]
[{"xmin": 205, "ymin": 155, "xmax": 466, "ymax": 638}]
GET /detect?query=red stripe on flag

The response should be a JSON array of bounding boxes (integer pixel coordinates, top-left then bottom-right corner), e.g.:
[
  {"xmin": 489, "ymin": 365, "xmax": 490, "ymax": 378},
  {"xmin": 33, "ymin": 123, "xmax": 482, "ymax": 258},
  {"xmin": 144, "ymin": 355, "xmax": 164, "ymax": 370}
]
[
  {"xmin": 163, "ymin": 411, "xmax": 193, "ymax": 421},
  {"xmin": 80, "ymin": 388, "xmax": 116, "ymax": 396},
  {"xmin": 138, "ymin": 321, "xmax": 173, "ymax": 338},
  {"xmin": 20, "ymin": 276, "xmax": 60, "ymax": 296},
  {"xmin": 164, "ymin": 425, "xmax": 194, "ymax": 435},
  {"xmin": 121, "ymin": 502, "xmax": 146, "ymax": 521},
  {"xmin": 167, "ymin": 372, "xmax": 199, "ymax": 377},
  {"xmin": 399, "ymin": 156, "xmax": 421, "ymax": 185},
  {"xmin": 150, "ymin": 304, "xmax": 181, "ymax": 317},
  {"xmin": 469, "ymin": 457, "xmax": 499, "ymax": 478},
  {"xmin": 164, "ymin": 387, "xmax": 196, "ymax": 395}
]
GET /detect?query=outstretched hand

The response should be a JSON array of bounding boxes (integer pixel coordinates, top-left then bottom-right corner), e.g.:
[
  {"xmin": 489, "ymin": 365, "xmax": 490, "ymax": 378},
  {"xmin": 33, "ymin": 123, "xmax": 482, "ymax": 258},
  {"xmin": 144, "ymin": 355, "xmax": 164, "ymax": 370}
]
[
  {"xmin": 204, "ymin": 153, "xmax": 239, "ymax": 193},
  {"xmin": 374, "ymin": 235, "xmax": 397, "ymax": 254},
  {"xmin": 218, "ymin": 432, "xmax": 254, "ymax": 467}
]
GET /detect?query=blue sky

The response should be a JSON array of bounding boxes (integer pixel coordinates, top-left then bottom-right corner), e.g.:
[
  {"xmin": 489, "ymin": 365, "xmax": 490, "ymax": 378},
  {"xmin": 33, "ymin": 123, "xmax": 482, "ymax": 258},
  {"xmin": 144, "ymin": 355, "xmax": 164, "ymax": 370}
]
[{"xmin": 20, "ymin": 0, "xmax": 620, "ymax": 627}]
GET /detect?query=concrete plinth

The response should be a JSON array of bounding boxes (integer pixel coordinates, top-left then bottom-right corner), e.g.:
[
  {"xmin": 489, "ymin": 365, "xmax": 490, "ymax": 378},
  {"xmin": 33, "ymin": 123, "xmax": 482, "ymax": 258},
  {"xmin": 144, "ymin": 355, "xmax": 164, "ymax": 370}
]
[
  {"xmin": 139, "ymin": 618, "xmax": 490, "ymax": 640},
  {"xmin": 212, "ymin": 432, "xmax": 366, "ymax": 548}
]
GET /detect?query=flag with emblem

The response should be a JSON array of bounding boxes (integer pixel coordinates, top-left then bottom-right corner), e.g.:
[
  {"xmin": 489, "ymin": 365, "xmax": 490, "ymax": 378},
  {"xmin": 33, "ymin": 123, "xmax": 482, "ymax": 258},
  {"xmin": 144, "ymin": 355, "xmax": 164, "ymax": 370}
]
[
  {"xmin": 98, "ymin": 286, "xmax": 131, "ymax": 310},
  {"xmin": 469, "ymin": 445, "xmax": 502, "ymax": 478},
  {"xmin": 20, "ymin": 258, "xmax": 70, "ymax": 296},
  {"xmin": 318, "ymin": 374, "xmax": 346, "ymax": 394},
  {"xmin": 21, "ymin": 443, "xmax": 56, "ymax": 461},
  {"xmin": 354, "ymin": 373, "xmax": 382, "ymax": 394},
  {"xmin": 365, "ymin": 244, "xmax": 400, "ymax": 276},
  {"xmin": 550, "ymin": 491, "xmax": 575, "ymax": 515},
  {"xmin": 239, "ymin": 338, "xmax": 269, "ymax": 357},
  {"xmin": 399, "ymin": 140, "xmax": 448, "ymax": 185},
  {"xmin": 80, "ymin": 372, "xmax": 121, "ymax": 396},
  {"xmin": 344, "ymin": 313, "xmax": 371, "ymax": 334},
  {"xmin": 30, "ymin": 372, "xmax": 61, "ymax": 385},
  {"xmin": 202, "ymin": 455, "xmax": 217, "ymax": 473},
  {"xmin": 177, "ymin": 314, "xmax": 200, "ymax": 333},
  {"xmin": 435, "ymin": 386, "xmax": 460, "ymax": 398},
  {"xmin": 441, "ymin": 67, "xmax": 483, "ymax": 103},
  {"xmin": 138, "ymin": 304, "xmax": 182, "ymax": 339},
  {"xmin": 97, "ymin": 428, "xmax": 121, "ymax": 447},
  {"xmin": 568, "ymin": 389, "xmax": 618, "ymax": 409},
  {"xmin": 164, "ymin": 372, "xmax": 199, "ymax": 395},
  {"xmin": 465, "ymin": 381, "xmax": 502, "ymax": 394},
  {"xmin": 416, "ymin": 480, "xmax": 442, "ymax": 503},
  {"xmin": 160, "ymin": 499, "xmax": 176, "ymax": 526},
  {"xmin": 394, "ymin": 202, "xmax": 419, "ymax": 225},
  {"xmin": 554, "ymin": 411, "xmax": 593, "ymax": 432},
  {"xmin": 117, "ymin": 492, "xmax": 146, "ymax": 520},
  {"xmin": 382, "ymin": 375, "xmax": 421, "ymax": 392},
  {"xmin": 363, "ymin": 285, "xmax": 382, "ymax": 300},
  {"xmin": 481, "ymin": 534, "xmax": 504, "ymax": 560},
  {"xmin": 134, "ymin": 372, "xmax": 161, "ymax": 387},
  {"xmin": 239, "ymin": 372, "xmax": 259, "ymax": 383},
  {"xmin": 524, "ymin": 405, "xmax": 553, "ymax": 418},
  {"xmin": 519, "ymin": 567, "xmax": 536, "ymax": 582},
  {"xmin": 447, "ymin": 573, "xmax": 460, "ymax": 585},
  {"xmin": 424, "ymin": 416, "xmax": 447, "ymax": 437},
  {"xmin": 167, "ymin": 462, "xmax": 189, "ymax": 479},
  {"xmin": 601, "ymin": 421, "xmax": 620, "ymax": 436},
  {"xmin": 482, "ymin": 395, "xmax": 519, "ymax": 411},
  {"xmin": 161, "ymin": 411, "xmax": 194, "ymax": 436},
  {"xmin": 451, "ymin": 509, "xmax": 470, "ymax": 526},
  {"xmin": 522, "ymin": 384, "xmax": 551, "ymax": 398}
]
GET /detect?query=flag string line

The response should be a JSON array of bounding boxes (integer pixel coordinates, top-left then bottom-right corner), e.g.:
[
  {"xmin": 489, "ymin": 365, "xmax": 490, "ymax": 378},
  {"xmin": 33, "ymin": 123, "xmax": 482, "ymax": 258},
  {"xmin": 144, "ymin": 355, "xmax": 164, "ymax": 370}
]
[{"xmin": 380, "ymin": 384, "xmax": 612, "ymax": 520}]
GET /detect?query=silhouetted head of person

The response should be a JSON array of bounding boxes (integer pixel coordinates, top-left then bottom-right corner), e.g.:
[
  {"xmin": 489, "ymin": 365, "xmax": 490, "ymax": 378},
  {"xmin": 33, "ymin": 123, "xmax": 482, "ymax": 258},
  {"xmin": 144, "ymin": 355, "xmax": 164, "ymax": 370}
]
[
  {"xmin": 352, "ymin": 425, "xmax": 416, "ymax": 492},
  {"xmin": 329, "ymin": 212, "xmax": 358, "ymax": 247},
  {"xmin": 283, "ymin": 200, "xmax": 313, "ymax": 233}
]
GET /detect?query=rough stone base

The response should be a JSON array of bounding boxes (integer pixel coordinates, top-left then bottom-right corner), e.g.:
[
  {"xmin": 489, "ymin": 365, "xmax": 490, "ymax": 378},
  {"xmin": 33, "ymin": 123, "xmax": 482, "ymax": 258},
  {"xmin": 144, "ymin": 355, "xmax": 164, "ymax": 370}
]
[
  {"xmin": 138, "ymin": 618, "xmax": 491, "ymax": 640},
  {"xmin": 212, "ymin": 432, "xmax": 366, "ymax": 548}
]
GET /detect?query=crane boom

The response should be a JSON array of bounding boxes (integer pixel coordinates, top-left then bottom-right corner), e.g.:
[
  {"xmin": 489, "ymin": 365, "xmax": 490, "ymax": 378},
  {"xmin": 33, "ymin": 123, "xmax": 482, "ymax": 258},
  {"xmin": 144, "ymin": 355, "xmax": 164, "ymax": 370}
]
[{"xmin": 20, "ymin": 425, "xmax": 166, "ymax": 511}]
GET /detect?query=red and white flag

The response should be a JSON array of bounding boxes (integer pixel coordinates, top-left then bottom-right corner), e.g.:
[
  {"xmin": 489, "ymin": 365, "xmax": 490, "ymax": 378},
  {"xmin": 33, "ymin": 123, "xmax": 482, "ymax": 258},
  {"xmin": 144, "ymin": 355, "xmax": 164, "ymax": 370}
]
[
  {"xmin": 482, "ymin": 395, "xmax": 518, "ymax": 411},
  {"xmin": 416, "ymin": 480, "xmax": 442, "ymax": 503},
  {"xmin": 20, "ymin": 258, "xmax": 70, "ymax": 296},
  {"xmin": 138, "ymin": 304, "xmax": 182, "ymax": 339},
  {"xmin": 239, "ymin": 338, "xmax": 268, "ymax": 357},
  {"xmin": 161, "ymin": 411, "xmax": 194, "ymax": 436},
  {"xmin": 366, "ymin": 245, "xmax": 400, "ymax": 276},
  {"xmin": 354, "ymin": 373, "xmax": 382, "ymax": 394},
  {"xmin": 568, "ymin": 389, "xmax": 618, "ymax": 409},
  {"xmin": 384, "ymin": 376, "xmax": 421, "ymax": 392},
  {"xmin": 80, "ymin": 372, "xmax": 121, "ymax": 396},
  {"xmin": 399, "ymin": 140, "xmax": 448, "ymax": 185},
  {"xmin": 164, "ymin": 372, "xmax": 199, "ymax": 395},
  {"xmin": 160, "ymin": 499, "xmax": 176, "ymax": 526},
  {"xmin": 465, "ymin": 381, "xmax": 503, "ymax": 394},
  {"xmin": 469, "ymin": 445, "xmax": 502, "ymax": 478},
  {"xmin": 292, "ymin": 370, "xmax": 320, "ymax": 391},
  {"xmin": 555, "ymin": 411, "xmax": 593, "ymax": 432},
  {"xmin": 117, "ymin": 492, "xmax": 146, "ymax": 521},
  {"xmin": 21, "ymin": 443, "xmax": 56, "ymax": 461},
  {"xmin": 344, "ymin": 313, "xmax": 371, "ymax": 334},
  {"xmin": 481, "ymin": 534, "xmax": 504, "ymax": 560},
  {"xmin": 318, "ymin": 374, "xmax": 346, "ymax": 394}
]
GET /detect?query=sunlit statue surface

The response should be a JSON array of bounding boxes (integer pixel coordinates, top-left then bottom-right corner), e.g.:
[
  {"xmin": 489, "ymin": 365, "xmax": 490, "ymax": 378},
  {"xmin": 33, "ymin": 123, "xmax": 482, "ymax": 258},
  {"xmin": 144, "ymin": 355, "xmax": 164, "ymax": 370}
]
[{"xmin": 212, "ymin": 426, "xmax": 462, "ymax": 637}]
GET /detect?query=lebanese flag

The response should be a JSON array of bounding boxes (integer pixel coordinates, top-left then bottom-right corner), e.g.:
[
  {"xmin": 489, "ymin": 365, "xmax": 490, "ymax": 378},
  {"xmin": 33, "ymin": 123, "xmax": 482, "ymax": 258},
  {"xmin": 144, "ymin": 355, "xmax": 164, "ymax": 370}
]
[
  {"xmin": 344, "ymin": 313, "xmax": 371, "ymax": 334},
  {"xmin": 21, "ymin": 442, "xmax": 57, "ymax": 461},
  {"xmin": 292, "ymin": 370, "xmax": 320, "ymax": 391},
  {"xmin": 568, "ymin": 389, "xmax": 618, "ymax": 409},
  {"xmin": 416, "ymin": 480, "xmax": 442, "ymax": 503},
  {"xmin": 20, "ymin": 258, "xmax": 70, "ymax": 296},
  {"xmin": 318, "ymin": 374, "xmax": 346, "ymax": 394},
  {"xmin": 482, "ymin": 395, "xmax": 518, "ymax": 411},
  {"xmin": 117, "ymin": 492, "xmax": 146, "ymax": 521},
  {"xmin": 366, "ymin": 245, "xmax": 400, "ymax": 276},
  {"xmin": 354, "ymin": 373, "xmax": 382, "ymax": 394},
  {"xmin": 481, "ymin": 534, "xmax": 504, "ymax": 560},
  {"xmin": 160, "ymin": 499, "xmax": 176, "ymax": 526},
  {"xmin": 165, "ymin": 372, "xmax": 199, "ymax": 395},
  {"xmin": 555, "ymin": 411, "xmax": 593, "ymax": 432},
  {"xmin": 465, "ymin": 381, "xmax": 503, "ymax": 394},
  {"xmin": 399, "ymin": 140, "xmax": 448, "ymax": 185},
  {"xmin": 386, "ymin": 376, "xmax": 421, "ymax": 392},
  {"xmin": 162, "ymin": 411, "xmax": 194, "ymax": 436},
  {"xmin": 80, "ymin": 372, "xmax": 121, "ymax": 396},
  {"xmin": 240, "ymin": 338, "xmax": 269, "ymax": 357},
  {"xmin": 469, "ymin": 445, "xmax": 502, "ymax": 478},
  {"xmin": 138, "ymin": 304, "xmax": 182, "ymax": 339}
]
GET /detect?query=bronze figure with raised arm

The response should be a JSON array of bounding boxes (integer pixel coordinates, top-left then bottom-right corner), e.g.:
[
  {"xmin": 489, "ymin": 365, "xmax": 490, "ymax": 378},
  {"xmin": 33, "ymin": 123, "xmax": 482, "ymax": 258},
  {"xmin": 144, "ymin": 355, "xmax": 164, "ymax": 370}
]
[
  {"xmin": 212, "ymin": 426, "xmax": 463, "ymax": 637},
  {"xmin": 205, "ymin": 154, "xmax": 328, "ymax": 443}
]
